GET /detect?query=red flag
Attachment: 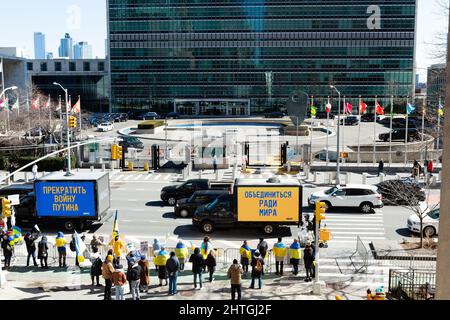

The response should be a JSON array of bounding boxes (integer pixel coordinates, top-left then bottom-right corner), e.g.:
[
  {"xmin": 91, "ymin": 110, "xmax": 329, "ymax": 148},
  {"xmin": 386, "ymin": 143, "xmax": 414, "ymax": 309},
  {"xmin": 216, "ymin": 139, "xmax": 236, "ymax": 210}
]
[
  {"xmin": 375, "ymin": 101, "xmax": 384, "ymax": 115},
  {"xmin": 31, "ymin": 98, "xmax": 40, "ymax": 110},
  {"xmin": 345, "ymin": 102, "xmax": 353, "ymax": 114},
  {"xmin": 71, "ymin": 98, "xmax": 81, "ymax": 114},
  {"xmin": 325, "ymin": 103, "xmax": 332, "ymax": 113},
  {"xmin": 0, "ymin": 99, "xmax": 5, "ymax": 109},
  {"xmin": 359, "ymin": 100, "xmax": 367, "ymax": 114}
]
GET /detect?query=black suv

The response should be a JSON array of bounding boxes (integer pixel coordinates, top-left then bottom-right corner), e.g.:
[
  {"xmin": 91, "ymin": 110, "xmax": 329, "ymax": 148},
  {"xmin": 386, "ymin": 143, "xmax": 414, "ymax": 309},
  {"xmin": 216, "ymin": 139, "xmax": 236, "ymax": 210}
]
[
  {"xmin": 161, "ymin": 179, "xmax": 211, "ymax": 206},
  {"xmin": 265, "ymin": 111, "xmax": 285, "ymax": 118},
  {"xmin": 340, "ymin": 116, "xmax": 359, "ymax": 126},
  {"xmin": 361, "ymin": 114, "xmax": 381, "ymax": 122},
  {"xmin": 0, "ymin": 184, "xmax": 36, "ymax": 225},
  {"xmin": 120, "ymin": 136, "xmax": 144, "ymax": 150},
  {"xmin": 174, "ymin": 190, "xmax": 228, "ymax": 218},
  {"xmin": 379, "ymin": 128, "xmax": 420, "ymax": 142},
  {"xmin": 315, "ymin": 112, "xmax": 335, "ymax": 119}
]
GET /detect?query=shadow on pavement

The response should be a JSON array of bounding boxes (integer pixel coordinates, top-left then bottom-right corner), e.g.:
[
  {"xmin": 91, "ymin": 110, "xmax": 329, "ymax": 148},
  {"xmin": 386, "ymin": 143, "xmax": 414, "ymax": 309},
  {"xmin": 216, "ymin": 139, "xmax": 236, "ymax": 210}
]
[
  {"xmin": 146, "ymin": 201, "xmax": 166, "ymax": 207},
  {"xmin": 396, "ymin": 228, "xmax": 413, "ymax": 237},
  {"xmin": 162, "ymin": 212, "xmax": 177, "ymax": 220}
]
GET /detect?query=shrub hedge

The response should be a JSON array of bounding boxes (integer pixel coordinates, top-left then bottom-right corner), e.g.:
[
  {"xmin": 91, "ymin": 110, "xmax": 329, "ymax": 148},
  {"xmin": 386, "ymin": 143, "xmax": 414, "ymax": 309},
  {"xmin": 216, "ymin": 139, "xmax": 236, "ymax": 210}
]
[
  {"xmin": 137, "ymin": 120, "xmax": 165, "ymax": 130},
  {"xmin": 0, "ymin": 155, "xmax": 77, "ymax": 172}
]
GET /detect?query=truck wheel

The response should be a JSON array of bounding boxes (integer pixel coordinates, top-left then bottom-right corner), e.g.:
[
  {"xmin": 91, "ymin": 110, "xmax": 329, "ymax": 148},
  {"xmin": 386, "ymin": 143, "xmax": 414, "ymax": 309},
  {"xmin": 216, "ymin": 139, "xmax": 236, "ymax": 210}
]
[
  {"xmin": 262, "ymin": 225, "xmax": 275, "ymax": 235},
  {"xmin": 167, "ymin": 197, "xmax": 177, "ymax": 206},
  {"xmin": 200, "ymin": 221, "xmax": 214, "ymax": 234},
  {"xmin": 179, "ymin": 209, "xmax": 189, "ymax": 218},
  {"xmin": 64, "ymin": 220, "xmax": 75, "ymax": 231}
]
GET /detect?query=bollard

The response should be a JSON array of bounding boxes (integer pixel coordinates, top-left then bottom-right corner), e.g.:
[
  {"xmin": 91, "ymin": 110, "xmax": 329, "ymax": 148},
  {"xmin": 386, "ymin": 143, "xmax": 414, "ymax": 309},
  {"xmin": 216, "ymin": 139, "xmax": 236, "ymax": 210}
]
[
  {"xmin": 344, "ymin": 172, "xmax": 349, "ymax": 185},
  {"xmin": 379, "ymin": 173, "xmax": 385, "ymax": 182},
  {"xmin": 102, "ymin": 163, "xmax": 106, "ymax": 172},
  {"xmin": 128, "ymin": 162, "xmax": 133, "ymax": 171},
  {"xmin": 25, "ymin": 172, "xmax": 28, "ymax": 183},
  {"xmin": 362, "ymin": 173, "xmax": 368, "ymax": 184},
  {"xmin": 90, "ymin": 166, "xmax": 94, "ymax": 172},
  {"xmin": 287, "ymin": 162, "xmax": 291, "ymax": 173},
  {"xmin": 347, "ymin": 172, "xmax": 351, "ymax": 184},
  {"xmin": 199, "ymin": 170, "xmax": 202, "ymax": 179},
  {"xmin": 183, "ymin": 167, "xmax": 187, "ymax": 180},
  {"xmin": 431, "ymin": 176, "xmax": 437, "ymax": 186},
  {"xmin": 314, "ymin": 171, "xmax": 318, "ymax": 182},
  {"xmin": 304, "ymin": 165, "xmax": 310, "ymax": 180},
  {"xmin": 143, "ymin": 162, "xmax": 149, "ymax": 172},
  {"xmin": 396, "ymin": 174, "xmax": 401, "ymax": 180}
]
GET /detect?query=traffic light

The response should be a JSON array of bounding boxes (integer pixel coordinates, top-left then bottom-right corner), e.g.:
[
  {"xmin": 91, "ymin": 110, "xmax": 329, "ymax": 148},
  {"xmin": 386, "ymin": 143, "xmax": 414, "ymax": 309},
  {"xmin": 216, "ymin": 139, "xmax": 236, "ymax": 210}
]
[
  {"xmin": 116, "ymin": 145, "xmax": 123, "ymax": 159},
  {"xmin": 315, "ymin": 201, "xmax": 327, "ymax": 224},
  {"xmin": 1, "ymin": 197, "xmax": 12, "ymax": 218},
  {"xmin": 111, "ymin": 144, "xmax": 118, "ymax": 160},
  {"xmin": 69, "ymin": 116, "xmax": 77, "ymax": 129}
]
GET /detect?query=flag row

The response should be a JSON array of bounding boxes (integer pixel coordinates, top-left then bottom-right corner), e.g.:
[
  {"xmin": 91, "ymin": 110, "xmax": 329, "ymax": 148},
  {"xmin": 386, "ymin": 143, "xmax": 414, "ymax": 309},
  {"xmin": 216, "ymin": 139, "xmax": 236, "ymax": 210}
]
[{"xmin": 0, "ymin": 95, "xmax": 81, "ymax": 114}]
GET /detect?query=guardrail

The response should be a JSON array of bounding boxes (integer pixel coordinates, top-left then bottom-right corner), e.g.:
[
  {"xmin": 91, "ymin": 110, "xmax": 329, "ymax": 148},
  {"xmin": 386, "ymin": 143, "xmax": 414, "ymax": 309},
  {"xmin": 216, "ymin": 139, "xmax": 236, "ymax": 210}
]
[
  {"xmin": 369, "ymin": 249, "xmax": 436, "ymax": 270},
  {"xmin": 388, "ymin": 268, "xmax": 436, "ymax": 300}
]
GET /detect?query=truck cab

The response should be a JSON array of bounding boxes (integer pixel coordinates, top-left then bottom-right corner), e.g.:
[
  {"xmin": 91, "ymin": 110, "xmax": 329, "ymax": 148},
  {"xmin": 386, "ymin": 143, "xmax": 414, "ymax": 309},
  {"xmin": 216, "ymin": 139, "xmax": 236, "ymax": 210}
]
[{"xmin": 193, "ymin": 194, "xmax": 235, "ymax": 232}]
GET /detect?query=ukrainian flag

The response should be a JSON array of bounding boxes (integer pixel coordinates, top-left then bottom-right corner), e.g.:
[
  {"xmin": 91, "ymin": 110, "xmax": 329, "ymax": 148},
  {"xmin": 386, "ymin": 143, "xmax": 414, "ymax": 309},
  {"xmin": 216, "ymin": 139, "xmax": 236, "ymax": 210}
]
[
  {"xmin": 112, "ymin": 210, "xmax": 119, "ymax": 239},
  {"xmin": 438, "ymin": 103, "xmax": 444, "ymax": 117},
  {"xmin": 74, "ymin": 231, "xmax": 87, "ymax": 264},
  {"xmin": 12, "ymin": 226, "xmax": 22, "ymax": 244}
]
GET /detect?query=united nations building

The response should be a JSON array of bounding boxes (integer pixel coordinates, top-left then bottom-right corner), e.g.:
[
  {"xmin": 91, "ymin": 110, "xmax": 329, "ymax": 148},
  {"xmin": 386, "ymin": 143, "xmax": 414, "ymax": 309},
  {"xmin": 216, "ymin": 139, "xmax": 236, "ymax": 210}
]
[{"xmin": 108, "ymin": 0, "xmax": 417, "ymax": 115}]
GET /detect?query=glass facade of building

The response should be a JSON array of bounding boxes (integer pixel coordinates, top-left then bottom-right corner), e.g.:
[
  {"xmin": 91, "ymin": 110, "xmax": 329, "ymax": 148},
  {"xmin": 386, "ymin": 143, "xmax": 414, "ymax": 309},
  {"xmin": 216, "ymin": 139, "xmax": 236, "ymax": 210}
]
[{"xmin": 109, "ymin": 0, "xmax": 416, "ymax": 114}]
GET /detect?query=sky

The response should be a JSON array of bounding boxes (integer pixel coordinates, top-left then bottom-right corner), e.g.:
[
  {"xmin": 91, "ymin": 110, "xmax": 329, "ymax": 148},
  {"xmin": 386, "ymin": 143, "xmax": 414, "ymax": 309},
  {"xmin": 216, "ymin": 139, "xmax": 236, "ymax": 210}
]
[{"xmin": 0, "ymin": 0, "xmax": 447, "ymax": 82}]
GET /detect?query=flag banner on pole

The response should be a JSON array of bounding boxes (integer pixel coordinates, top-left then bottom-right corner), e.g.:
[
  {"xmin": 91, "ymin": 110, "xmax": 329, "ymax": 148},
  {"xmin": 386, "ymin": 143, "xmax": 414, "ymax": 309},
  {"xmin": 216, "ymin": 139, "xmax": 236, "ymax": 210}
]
[
  {"xmin": 11, "ymin": 98, "xmax": 19, "ymax": 110},
  {"xmin": 31, "ymin": 98, "xmax": 40, "ymax": 110},
  {"xmin": 12, "ymin": 226, "xmax": 23, "ymax": 244},
  {"xmin": 344, "ymin": 102, "xmax": 353, "ymax": 115},
  {"xmin": 112, "ymin": 210, "xmax": 119, "ymax": 239},
  {"xmin": 74, "ymin": 231, "xmax": 87, "ymax": 264},
  {"xmin": 71, "ymin": 97, "xmax": 81, "ymax": 114},
  {"xmin": 0, "ymin": 99, "xmax": 5, "ymax": 110},
  {"xmin": 406, "ymin": 103, "xmax": 415, "ymax": 115},
  {"xmin": 311, "ymin": 105, "xmax": 317, "ymax": 116},
  {"xmin": 325, "ymin": 102, "xmax": 332, "ymax": 113},
  {"xmin": 375, "ymin": 101, "xmax": 384, "ymax": 115},
  {"xmin": 359, "ymin": 100, "xmax": 367, "ymax": 114},
  {"xmin": 438, "ymin": 103, "xmax": 444, "ymax": 117},
  {"xmin": 56, "ymin": 97, "xmax": 62, "ymax": 112},
  {"xmin": 45, "ymin": 96, "xmax": 51, "ymax": 108}
]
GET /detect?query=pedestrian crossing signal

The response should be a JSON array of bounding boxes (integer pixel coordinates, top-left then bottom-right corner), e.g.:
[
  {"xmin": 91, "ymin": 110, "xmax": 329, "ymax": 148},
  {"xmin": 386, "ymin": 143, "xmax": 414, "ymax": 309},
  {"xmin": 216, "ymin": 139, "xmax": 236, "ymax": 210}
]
[
  {"xmin": 315, "ymin": 201, "xmax": 327, "ymax": 223},
  {"xmin": 116, "ymin": 146, "xmax": 123, "ymax": 159},
  {"xmin": 69, "ymin": 116, "xmax": 77, "ymax": 129},
  {"xmin": 1, "ymin": 197, "xmax": 12, "ymax": 218},
  {"xmin": 111, "ymin": 144, "xmax": 118, "ymax": 160}
]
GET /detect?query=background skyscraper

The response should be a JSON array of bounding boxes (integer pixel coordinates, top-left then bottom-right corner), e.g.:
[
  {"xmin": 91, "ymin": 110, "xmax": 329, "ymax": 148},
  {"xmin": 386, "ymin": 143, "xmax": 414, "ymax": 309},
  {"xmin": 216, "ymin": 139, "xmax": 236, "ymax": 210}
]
[
  {"xmin": 74, "ymin": 41, "xmax": 93, "ymax": 59},
  {"xmin": 58, "ymin": 33, "xmax": 73, "ymax": 58},
  {"xmin": 33, "ymin": 32, "xmax": 46, "ymax": 59}
]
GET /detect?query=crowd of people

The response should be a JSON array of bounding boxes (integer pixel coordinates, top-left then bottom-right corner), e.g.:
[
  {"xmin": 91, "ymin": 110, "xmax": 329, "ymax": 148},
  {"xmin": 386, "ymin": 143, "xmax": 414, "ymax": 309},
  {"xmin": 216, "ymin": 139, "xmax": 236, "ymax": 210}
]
[{"xmin": 2, "ymin": 228, "xmax": 318, "ymax": 300}]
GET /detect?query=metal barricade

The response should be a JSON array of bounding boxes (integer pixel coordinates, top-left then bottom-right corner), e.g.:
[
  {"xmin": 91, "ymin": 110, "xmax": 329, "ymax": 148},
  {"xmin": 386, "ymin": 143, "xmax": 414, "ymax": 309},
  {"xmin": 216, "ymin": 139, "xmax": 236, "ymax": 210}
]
[
  {"xmin": 388, "ymin": 268, "xmax": 436, "ymax": 300},
  {"xmin": 349, "ymin": 235, "xmax": 369, "ymax": 272}
]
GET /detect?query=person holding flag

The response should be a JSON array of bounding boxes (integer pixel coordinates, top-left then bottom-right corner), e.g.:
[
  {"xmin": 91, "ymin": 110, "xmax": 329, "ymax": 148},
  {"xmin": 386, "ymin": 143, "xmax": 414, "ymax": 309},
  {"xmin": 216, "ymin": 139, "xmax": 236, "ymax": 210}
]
[
  {"xmin": 73, "ymin": 231, "xmax": 87, "ymax": 267},
  {"xmin": 108, "ymin": 210, "xmax": 127, "ymax": 266}
]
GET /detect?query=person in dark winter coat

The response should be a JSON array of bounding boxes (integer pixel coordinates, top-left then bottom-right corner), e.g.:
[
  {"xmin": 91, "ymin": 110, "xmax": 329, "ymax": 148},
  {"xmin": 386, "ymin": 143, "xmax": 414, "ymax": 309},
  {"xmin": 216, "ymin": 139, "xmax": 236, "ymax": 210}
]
[
  {"xmin": 37, "ymin": 236, "xmax": 49, "ymax": 268},
  {"xmin": 1, "ymin": 235, "xmax": 13, "ymax": 269},
  {"xmin": 166, "ymin": 252, "xmax": 180, "ymax": 295},
  {"xmin": 129, "ymin": 259, "xmax": 142, "ymax": 300},
  {"xmin": 189, "ymin": 247, "xmax": 205, "ymax": 289},
  {"xmin": 303, "ymin": 244, "xmax": 315, "ymax": 282},
  {"xmin": 378, "ymin": 160, "xmax": 384, "ymax": 177},
  {"xmin": 250, "ymin": 250, "xmax": 264, "ymax": 289},
  {"xmin": 90, "ymin": 247, "xmax": 103, "ymax": 286},
  {"xmin": 205, "ymin": 250, "xmax": 217, "ymax": 282},
  {"xmin": 24, "ymin": 232, "xmax": 39, "ymax": 267},
  {"xmin": 257, "ymin": 238, "xmax": 268, "ymax": 261}
]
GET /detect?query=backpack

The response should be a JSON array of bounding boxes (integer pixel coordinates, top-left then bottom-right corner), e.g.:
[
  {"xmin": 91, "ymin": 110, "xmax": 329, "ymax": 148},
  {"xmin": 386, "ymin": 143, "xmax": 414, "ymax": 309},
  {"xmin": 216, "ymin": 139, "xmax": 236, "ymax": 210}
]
[
  {"xmin": 254, "ymin": 258, "xmax": 263, "ymax": 273},
  {"xmin": 69, "ymin": 239, "xmax": 76, "ymax": 252}
]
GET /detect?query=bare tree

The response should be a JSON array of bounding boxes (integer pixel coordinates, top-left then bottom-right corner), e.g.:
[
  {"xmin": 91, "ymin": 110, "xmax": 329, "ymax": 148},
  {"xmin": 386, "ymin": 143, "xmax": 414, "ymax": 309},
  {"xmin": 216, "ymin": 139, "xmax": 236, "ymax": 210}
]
[
  {"xmin": 426, "ymin": 0, "xmax": 449, "ymax": 62},
  {"xmin": 378, "ymin": 179, "xmax": 439, "ymax": 248}
]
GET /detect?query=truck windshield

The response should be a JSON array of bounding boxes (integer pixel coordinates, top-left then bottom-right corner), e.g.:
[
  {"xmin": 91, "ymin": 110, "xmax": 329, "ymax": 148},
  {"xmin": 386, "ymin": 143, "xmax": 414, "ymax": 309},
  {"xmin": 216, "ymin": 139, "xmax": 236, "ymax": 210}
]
[{"xmin": 324, "ymin": 187, "xmax": 338, "ymax": 195}]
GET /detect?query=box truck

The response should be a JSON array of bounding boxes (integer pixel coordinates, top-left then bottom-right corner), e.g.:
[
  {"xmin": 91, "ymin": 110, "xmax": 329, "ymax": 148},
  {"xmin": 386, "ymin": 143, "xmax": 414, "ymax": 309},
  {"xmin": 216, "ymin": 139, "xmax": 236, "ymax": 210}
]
[
  {"xmin": 192, "ymin": 178, "xmax": 302, "ymax": 234},
  {"xmin": 33, "ymin": 172, "xmax": 111, "ymax": 231}
]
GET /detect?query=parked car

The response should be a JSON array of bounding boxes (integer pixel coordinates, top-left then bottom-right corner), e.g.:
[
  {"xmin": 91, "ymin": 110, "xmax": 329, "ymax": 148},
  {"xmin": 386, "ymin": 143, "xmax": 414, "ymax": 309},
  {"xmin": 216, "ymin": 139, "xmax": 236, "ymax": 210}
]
[
  {"xmin": 340, "ymin": 116, "xmax": 359, "ymax": 126},
  {"xmin": 97, "ymin": 122, "xmax": 114, "ymax": 132},
  {"xmin": 128, "ymin": 110, "xmax": 147, "ymax": 120},
  {"xmin": 174, "ymin": 190, "xmax": 228, "ymax": 218},
  {"xmin": 119, "ymin": 136, "xmax": 144, "ymax": 150},
  {"xmin": 164, "ymin": 112, "xmax": 180, "ymax": 119},
  {"xmin": 391, "ymin": 118, "xmax": 418, "ymax": 129},
  {"xmin": 0, "ymin": 184, "xmax": 36, "ymax": 225},
  {"xmin": 378, "ymin": 128, "xmax": 420, "ymax": 142},
  {"xmin": 160, "ymin": 179, "xmax": 232, "ymax": 206},
  {"xmin": 376, "ymin": 179, "xmax": 426, "ymax": 206},
  {"xmin": 265, "ymin": 111, "xmax": 286, "ymax": 118},
  {"xmin": 315, "ymin": 112, "xmax": 335, "ymax": 119},
  {"xmin": 308, "ymin": 184, "xmax": 383, "ymax": 213},
  {"xmin": 360, "ymin": 114, "xmax": 381, "ymax": 122},
  {"xmin": 407, "ymin": 205, "xmax": 440, "ymax": 237},
  {"xmin": 143, "ymin": 112, "xmax": 160, "ymax": 120}
]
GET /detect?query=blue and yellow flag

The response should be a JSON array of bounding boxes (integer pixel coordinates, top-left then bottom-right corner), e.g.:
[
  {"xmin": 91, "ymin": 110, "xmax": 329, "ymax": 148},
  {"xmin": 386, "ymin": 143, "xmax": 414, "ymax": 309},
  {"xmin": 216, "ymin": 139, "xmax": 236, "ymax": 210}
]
[
  {"xmin": 112, "ymin": 210, "xmax": 119, "ymax": 239},
  {"xmin": 12, "ymin": 226, "xmax": 23, "ymax": 244},
  {"xmin": 74, "ymin": 231, "xmax": 87, "ymax": 264},
  {"xmin": 438, "ymin": 103, "xmax": 444, "ymax": 117},
  {"xmin": 406, "ymin": 103, "xmax": 415, "ymax": 115}
]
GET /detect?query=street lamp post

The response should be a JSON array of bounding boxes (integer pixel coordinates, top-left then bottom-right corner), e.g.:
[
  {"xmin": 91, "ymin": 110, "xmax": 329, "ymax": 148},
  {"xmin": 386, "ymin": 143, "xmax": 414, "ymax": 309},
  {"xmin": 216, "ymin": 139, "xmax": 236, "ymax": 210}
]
[
  {"xmin": 330, "ymin": 86, "xmax": 341, "ymax": 185},
  {"xmin": 53, "ymin": 82, "xmax": 73, "ymax": 176},
  {"xmin": 293, "ymin": 90, "xmax": 309, "ymax": 160}
]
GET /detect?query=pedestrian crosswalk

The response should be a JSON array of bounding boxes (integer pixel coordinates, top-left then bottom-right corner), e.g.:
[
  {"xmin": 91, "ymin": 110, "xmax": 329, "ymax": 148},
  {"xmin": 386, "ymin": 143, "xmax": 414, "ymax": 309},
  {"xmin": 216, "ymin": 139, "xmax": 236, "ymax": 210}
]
[
  {"xmin": 109, "ymin": 172, "xmax": 181, "ymax": 183},
  {"xmin": 323, "ymin": 212, "xmax": 386, "ymax": 245}
]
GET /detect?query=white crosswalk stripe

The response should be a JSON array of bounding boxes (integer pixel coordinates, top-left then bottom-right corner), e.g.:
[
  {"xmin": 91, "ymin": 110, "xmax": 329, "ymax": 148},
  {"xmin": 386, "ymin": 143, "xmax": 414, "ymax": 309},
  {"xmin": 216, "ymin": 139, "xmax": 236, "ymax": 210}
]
[{"xmin": 109, "ymin": 173, "xmax": 175, "ymax": 182}]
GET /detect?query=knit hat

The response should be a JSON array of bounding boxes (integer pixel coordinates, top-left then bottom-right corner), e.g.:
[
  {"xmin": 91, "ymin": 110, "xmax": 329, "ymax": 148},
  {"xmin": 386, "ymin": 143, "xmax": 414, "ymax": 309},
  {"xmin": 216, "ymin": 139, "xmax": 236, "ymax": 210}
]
[
  {"xmin": 107, "ymin": 255, "xmax": 113, "ymax": 262},
  {"xmin": 140, "ymin": 255, "xmax": 146, "ymax": 260}
]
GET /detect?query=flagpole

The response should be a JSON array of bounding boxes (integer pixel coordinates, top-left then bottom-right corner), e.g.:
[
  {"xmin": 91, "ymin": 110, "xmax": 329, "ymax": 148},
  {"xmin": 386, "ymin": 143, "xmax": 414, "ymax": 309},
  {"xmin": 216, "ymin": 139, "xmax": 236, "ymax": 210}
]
[
  {"xmin": 373, "ymin": 96, "xmax": 377, "ymax": 165},
  {"xmin": 404, "ymin": 96, "xmax": 410, "ymax": 166},
  {"xmin": 27, "ymin": 91, "xmax": 31, "ymax": 138},
  {"xmin": 326, "ymin": 96, "xmax": 330, "ymax": 165},
  {"xmin": 59, "ymin": 95, "xmax": 63, "ymax": 145},
  {"xmin": 48, "ymin": 95, "xmax": 52, "ymax": 145},
  {"xmin": 309, "ymin": 95, "xmax": 314, "ymax": 164},
  {"xmin": 78, "ymin": 95, "xmax": 82, "ymax": 140},
  {"xmin": 357, "ymin": 96, "xmax": 362, "ymax": 165},
  {"xmin": 389, "ymin": 95, "xmax": 394, "ymax": 167},
  {"xmin": 437, "ymin": 96, "xmax": 442, "ymax": 164},
  {"xmin": 342, "ymin": 96, "xmax": 346, "ymax": 161},
  {"xmin": 421, "ymin": 98, "xmax": 425, "ymax": 162},
  {"xmin": 6, "ymin": 98, "xmax": 9, "ymax": 135}
]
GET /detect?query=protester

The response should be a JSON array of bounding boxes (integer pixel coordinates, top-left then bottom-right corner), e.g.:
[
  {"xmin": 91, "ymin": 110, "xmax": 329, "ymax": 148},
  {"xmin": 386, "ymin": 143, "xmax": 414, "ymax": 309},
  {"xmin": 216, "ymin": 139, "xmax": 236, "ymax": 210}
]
[
  {"xmin": 152, "ymin": 238, "xmax": 161, "ymax": 256},
  {"xmin": 200, "ymin": 237, "xmax": 213, "ymax": 262},
  {"xmin": 37, "ymin": 235, "xmax": 49, "ymax": 269},
  {"xmin": 109, "ymin": 235, "xmax": 127, "ymax": 266},
  {"xmin": 303, "ymin": 243, "xmax": 315, "ymax": 282},
  {"xmin": 112, "ymin": 264, "xmax": 127, "ymax": 300},
  {"xmin": 166, "ymin": 251, "xmax": 180, "ymax": 295},
  {"xmin": 378, "ymin": 160, "xmax": 384, "ymax": 177},
  {"xmin": 289, "ymin": 239, "xmax": 302, "ymax": 275},
  {"xmin": 273, "ymin": 238, "xmax": 287, "ymax": 276},
  {"xmin": 1, "ymin": 235, "xmax": 13, "ymax": 269},
  {"xmin": 90, "ymin": 235, "xmax": 103, "ymax": 252},
  {"xmin": 32, "ymin": 163, "xmax": 38, "ymax": 180},
  {"xmin": 154, "ymin": 247, "xmax": 169, "ymax": 286},
  {"xmin": 213, "ymin": 155, "xmax": 218, "ymax": 173},
  {"xmin": 138, "ymin": 255, "xmax": 150, "ymax": 293},
  {"xmin": 227, "ymin": 259, "xmax": 244, "ymax": 300},
  {"xmin": 250, "ymin": 250, "xmax": 264, "ymax": 289},
  {"xmin": 90, "ymin": 247, "xmax": 103, "ymax": 286},
  {"xmin": 427, "ymin": 160, "xmax": 433, "ymax": 177},
  {"xmin": 102, "ymin": 255, "xmax": 115, "ymax": 300},
  {"xmin": 239, "ymin": 241, "xmax": 251, "ymax": 275},
  {"xmin": 205, "ymin": 250, "xmax": 217, "ymax": 282},
  {"xmin": 257, "ymin": 238, "xmax": 268, "ymax": 265},
  {"xmin": 189, "ymin": 247, "xmax": 205, "ymax": 290},
  {"xmin": 24, "ymin": 232, "xmax": 38, "ymax": 267},
  {"xmin": 175, "ymin": 240, "xmax": 188, "ymax": 271},
  {"xmin": 129, "ymin": 258, "xmax": 142, "ymax": 300},
  {"xmin": 69, "ymin": 234, "xmax": 79, "ymax": 267},
  {"xmin": 55, "ymin": 232, "xmax": 67, "ymax": 268}
]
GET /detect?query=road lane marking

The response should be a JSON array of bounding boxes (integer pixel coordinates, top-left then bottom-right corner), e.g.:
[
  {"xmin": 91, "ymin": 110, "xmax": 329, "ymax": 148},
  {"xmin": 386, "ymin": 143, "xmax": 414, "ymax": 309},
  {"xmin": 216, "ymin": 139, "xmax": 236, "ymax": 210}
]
[
  {"xmin": 154, "ymin": 174, "xmax": 162, "ymax": 180},
  {"xmin": 330, "ymin": 231, "xmax": 385, "ymax": 235},
  {"xmin": 163, "ymin": 175, "xmax": 171, "ymax": 180},
  {"xmin": 124, "ymin": 175, "xmax": 133, "ymax": 181},
  {"xmin": 327, "ymin": 227, "xmax": 384, "ymax": 230},
  {"xmin": 145, "ymin": 175, "xmax": 152, "ymax": 180},
  {"xmin": 114, "ymin": 175, "xmax": 124, "ymax": 180},
  {"xmin": 134, "ymin": 174, "xmax": 143, "ymax": 180}
]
